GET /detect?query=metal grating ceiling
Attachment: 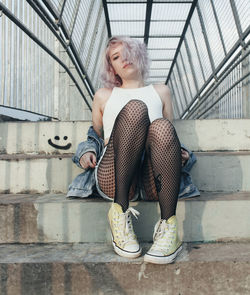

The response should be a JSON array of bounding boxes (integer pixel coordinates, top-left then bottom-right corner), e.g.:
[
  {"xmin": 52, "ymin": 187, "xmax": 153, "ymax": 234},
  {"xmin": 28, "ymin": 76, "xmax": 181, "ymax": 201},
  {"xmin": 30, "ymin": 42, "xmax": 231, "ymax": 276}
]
[{"xmin": 103, "ymin": 0, "xmax": 197, "ymax": 84}]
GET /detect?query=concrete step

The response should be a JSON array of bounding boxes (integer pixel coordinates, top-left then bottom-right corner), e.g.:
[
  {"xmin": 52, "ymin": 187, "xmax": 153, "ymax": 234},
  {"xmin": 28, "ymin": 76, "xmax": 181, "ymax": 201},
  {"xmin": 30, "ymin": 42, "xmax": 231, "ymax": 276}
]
[
  {"xmin": 0, "ymin": 242, "xmax": 249, "ymax": 295},
  {"xmin": 1, "ymin": 152, "xmax": 250, "ymax": 194},
  {"xmin": 0, "ymin": 192, "xmax": 249, "ymax": 244},
  {"xmin": 1, "ymin": 119, "xmax": 250, "ymax": 155}
]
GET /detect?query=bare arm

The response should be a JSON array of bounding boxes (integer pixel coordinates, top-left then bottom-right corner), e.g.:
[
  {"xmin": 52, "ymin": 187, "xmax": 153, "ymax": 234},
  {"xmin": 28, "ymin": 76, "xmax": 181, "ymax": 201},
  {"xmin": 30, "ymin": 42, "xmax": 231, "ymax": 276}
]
[
  {"xmin": 79, "ymin": 88, "xmax": 111, "ymax": 169},
  {"xmin": 92, "ymin": 87, "xmax": 112, "ymax": 138},
  {"xmin": 92, "ymin": 89, "xmax": 105, "ymax": 139},
  {"xmin": 154, "ymin": 84, "xmax": 173, "ymax": 122}
]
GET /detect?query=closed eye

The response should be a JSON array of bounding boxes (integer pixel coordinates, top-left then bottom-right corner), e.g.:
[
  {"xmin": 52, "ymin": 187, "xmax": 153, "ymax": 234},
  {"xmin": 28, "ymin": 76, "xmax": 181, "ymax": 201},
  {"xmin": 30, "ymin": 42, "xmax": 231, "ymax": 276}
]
[{"xmin": 113, "ymin": 56, "xmax": 119, "ymax": 60}]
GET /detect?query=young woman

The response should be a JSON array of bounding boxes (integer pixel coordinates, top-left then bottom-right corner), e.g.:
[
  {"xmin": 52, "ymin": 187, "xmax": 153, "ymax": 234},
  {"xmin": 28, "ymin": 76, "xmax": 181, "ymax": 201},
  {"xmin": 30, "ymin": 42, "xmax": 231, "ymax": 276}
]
[{"xmin": 80, "ymin": 36, "xmax": 186, "ymax": 264}]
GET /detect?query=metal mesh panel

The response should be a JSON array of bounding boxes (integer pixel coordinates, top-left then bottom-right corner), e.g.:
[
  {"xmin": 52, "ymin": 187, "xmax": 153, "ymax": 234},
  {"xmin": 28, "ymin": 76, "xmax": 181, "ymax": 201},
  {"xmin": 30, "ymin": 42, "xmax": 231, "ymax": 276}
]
[
  {"xmin": 184, "ymin": 27, "xmax": 205, "ymax": 90},
  {"xmin": 108, "ymin": 3, "xmax": 146, "ymax": 38},
  {"xmin": 150, "ymin": 60, "xmax": 172, "ymax": 69},
  {"xmin": 149, "ymin": 69, "xmax": 168, "ymax": 77},
  {"xmin": 111, "ymin": 21, "xmax": 145, "ymax": 36},
  {"xmin": 213, "ymin": 0, "xmax": 238, "ymax": 53},
  {"xmin": 235, "ymin": 0, "xmax": 250, "ymax": 33},
  {"xmin": 169, "ymin": 78, "xmax": 181, "ymax": 117},
  {"xmin": 148, "ymin": 49, "xmax": 175, "ymax": 60},
  {"xmin": 107, "ymin": 0, "xmax": 146, "ymax": 2},
  {"xmin": 154, "ymin": 0, "xmax": 193, "ymax": 2},
  {"xmin": 167, "ymin": 0, "xmax": 250, "ymax": 119},
  {"xmin": 178, "ymin": 42, "xmax": 197, "ymax": 98},
  {"xmin": 148, "ymin": 37, "xmax": 179, "ymax": 49},
  {"xmin": 176, "ymin": 57, "xmax": 192, "ymax": 104},
  {"xmin": 108, "ymin": 3, "xmax": 146, "ymax": 21},
  {"xmin": 78, "ymin": 2, "xmax": 103, "ymax": 64},
  {"xmin": 87, "ymin": 13, "xmax": 107, "ymax": 88},
  {"xmin": 190, "ymin": 9, "xmax": 212, "ymax": 80},
  {"xmin": 49, "ymin": 0, "xmax": 62, "ymax": 11},
  {"xmin": 91, "ymin": 27, "xmax": 108, "ymax": 90},
  {"xmin": 216, "ymin": 58, "xmax": 243, "ymax": 119},
  {"xmin": 173, "ymin": 66, "xmax": 186, "ymax": 110},
  {"xmin": 151, "ymin": 3, "xmax": 191, "ymax": 21},
  {"xmin": 198, "ymin": 0, "xmax": 225, "ymax": 68},
  {"xmin": 149, "ymin": 21, "xmax": 185, "ymax": 36},
  {"xmin": 0, "ymin": 0, "xmax": 55, "ymax": 117},
  {"xmin": 73, "ymin": 1, "xmax": 94, "ymax": 52},
  {"xmin": 189, "ymin": 48, "xmax": 248, "ymax": 119},
  {"xmin": 2, "ymin": 0, "xmax": 55, "ymax": 52}
]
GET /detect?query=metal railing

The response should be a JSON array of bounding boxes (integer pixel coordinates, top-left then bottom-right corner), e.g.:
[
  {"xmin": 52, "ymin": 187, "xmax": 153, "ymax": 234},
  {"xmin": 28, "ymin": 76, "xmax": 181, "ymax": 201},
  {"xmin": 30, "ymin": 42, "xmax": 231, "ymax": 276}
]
[
  {"xmin": 0, "ymin": 0, "xmax": 249, "ymax": 120},
  {"xmin": 0, "ymin": 0, "xmax": 108, "ymax": 120},
  {"xmin": 168, "ymin": 0, "xmax": 250, "ymax": 119}
]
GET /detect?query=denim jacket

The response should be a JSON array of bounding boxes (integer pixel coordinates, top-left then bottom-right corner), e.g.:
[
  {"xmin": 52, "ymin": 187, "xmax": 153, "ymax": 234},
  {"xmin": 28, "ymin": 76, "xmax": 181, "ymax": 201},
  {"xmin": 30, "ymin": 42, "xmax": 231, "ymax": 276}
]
[{"xmin": 67, "ymin": 126, "xmax": 200, "ymax": 199}]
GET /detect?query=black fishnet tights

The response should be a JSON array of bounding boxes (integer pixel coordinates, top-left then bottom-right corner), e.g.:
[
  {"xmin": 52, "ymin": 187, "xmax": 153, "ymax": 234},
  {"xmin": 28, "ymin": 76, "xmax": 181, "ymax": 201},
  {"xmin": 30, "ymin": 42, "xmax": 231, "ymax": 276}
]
[
  {"xmin": 97, "ymin": 100, "xmax": 150, "ymax": 211},
  {"xmin": 97, "ymin": 100, "xmax": 181, "ymax": 219},
  {"xmin": 143, "ymin": 119, "xmax": 181, "ymax": 220}
]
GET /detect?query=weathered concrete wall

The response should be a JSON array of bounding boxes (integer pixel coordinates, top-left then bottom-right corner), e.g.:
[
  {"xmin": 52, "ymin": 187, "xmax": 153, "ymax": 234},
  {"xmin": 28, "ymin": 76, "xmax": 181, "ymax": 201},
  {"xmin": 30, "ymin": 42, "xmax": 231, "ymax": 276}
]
[
  {"xmin": 0, "ymin": 243, "xmax": 250, "ymax": 295},
  {"xmin": 0, "ymin": 193, "xmax": 249, "ymax": 244},
  {"xmin": 1, "ymin": 153, "xmax": 250, "ymax": 194},
  {"xmin": 1, "ymin": 120, "xmax": 250, "ymax": 194},
  {"xmin": 1, "ymin": 119, "xmax": 250, "ymax": 155}
]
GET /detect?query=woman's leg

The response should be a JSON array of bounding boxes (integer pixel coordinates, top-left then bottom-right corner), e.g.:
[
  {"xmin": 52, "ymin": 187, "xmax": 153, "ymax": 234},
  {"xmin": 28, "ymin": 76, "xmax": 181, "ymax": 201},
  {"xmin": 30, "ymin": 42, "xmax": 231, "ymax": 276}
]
[
  {"xmin": 97, "ymin": 100, "xmax": 150, "ymax": 258},
  {"xmin": 143, "ymin": 118, "xmax": 182, "ymax": 264},
  {"xmin": 97, "ymin": 99, "xmax": 150, "ymax": 211},
  {"xmin": 143, "ymin": 118, "xmax": 181, "ymax": 219}
]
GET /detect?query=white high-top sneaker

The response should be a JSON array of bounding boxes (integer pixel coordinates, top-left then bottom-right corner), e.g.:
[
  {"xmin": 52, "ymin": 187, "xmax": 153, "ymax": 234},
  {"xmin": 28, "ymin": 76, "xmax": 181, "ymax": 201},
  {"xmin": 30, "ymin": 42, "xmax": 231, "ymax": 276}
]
[
  {"xmin": 144, "ymin": 215, "xmax": 182, "ymax": 264},
  {"xmin": 108, "ymin": 203, "xmax": 142, "ymax": 258}
]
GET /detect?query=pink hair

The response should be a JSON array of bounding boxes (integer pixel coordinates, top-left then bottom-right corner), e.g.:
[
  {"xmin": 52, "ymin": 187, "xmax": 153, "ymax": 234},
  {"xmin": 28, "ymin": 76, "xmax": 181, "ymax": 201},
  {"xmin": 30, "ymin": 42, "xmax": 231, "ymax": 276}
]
[{"xmin": 100, "ymin": 36, "xmax": 150, "ymax": 89}]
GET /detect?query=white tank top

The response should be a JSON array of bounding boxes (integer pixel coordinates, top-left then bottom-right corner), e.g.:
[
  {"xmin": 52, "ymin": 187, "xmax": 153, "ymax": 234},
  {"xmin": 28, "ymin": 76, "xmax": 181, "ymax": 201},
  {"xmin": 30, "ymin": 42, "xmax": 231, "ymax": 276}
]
[{"xmin": 103, "ymin": 84, "xmax": 163, "ymax": 140}]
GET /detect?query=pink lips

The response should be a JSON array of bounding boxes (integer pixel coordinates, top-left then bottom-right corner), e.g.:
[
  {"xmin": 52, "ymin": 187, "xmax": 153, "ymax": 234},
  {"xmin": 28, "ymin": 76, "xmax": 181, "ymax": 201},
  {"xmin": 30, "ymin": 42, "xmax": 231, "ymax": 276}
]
[{"xmin": 123, "ymin": 63, "xmax": 132, "ymax": 69}]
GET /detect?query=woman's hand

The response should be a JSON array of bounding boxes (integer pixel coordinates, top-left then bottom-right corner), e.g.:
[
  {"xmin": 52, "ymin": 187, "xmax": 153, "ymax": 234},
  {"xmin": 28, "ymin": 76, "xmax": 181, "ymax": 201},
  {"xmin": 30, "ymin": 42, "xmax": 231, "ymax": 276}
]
[
  {"xmin": 79, "ymin": 152, "xmax": 97, "ymax": 169},
  {"xmin": 181, "ymin": 148, "xmax": 189, "ymax": 167}
]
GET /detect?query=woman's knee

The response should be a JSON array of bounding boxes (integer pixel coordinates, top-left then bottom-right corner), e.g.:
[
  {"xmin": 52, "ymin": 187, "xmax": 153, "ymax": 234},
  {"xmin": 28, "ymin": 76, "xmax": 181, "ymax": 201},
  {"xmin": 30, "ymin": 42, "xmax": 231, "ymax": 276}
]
[
  {"xmin": 119, "ymin": 100, "xmax": 149, "ymax": 124},
  {"xmin": 148, "ymin": 118, "xmax": 178, "ymax": 144},
  {"xmin": 149, "ymin": 118, "xmax": 175, "ymax": 134}
]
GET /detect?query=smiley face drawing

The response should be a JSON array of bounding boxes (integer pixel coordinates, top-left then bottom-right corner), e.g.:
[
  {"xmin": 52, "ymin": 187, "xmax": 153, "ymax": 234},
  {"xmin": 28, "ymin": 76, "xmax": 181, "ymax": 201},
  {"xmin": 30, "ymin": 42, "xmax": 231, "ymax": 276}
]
[{"xmin": 48, "ymin": 136, "xmax": 72, "ymax": 150}]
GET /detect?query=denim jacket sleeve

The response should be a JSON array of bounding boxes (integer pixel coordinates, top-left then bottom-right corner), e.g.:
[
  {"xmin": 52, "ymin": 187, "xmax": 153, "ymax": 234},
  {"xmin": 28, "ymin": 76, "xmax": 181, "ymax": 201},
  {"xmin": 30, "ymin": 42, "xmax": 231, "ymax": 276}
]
[
  {"xmin": 72, "ymin": 126, "xmax": 104, "ymax": 168},
  {"xmin": 67, "ymin": 126, "xmax": 104, "ymax": 198},
  {"xmin": 178, "ymin": 143, "xmax": 200, "ymax": 199}
]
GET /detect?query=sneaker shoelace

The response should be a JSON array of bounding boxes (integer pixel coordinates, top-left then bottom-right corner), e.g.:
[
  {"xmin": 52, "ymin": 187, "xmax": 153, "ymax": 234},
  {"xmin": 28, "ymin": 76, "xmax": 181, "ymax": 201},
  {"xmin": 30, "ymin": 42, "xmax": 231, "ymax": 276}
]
[
  {"xmin": 115, "ymin": 207, "xmax": 140, "ymax": 245},
  {"xmin": 151, "ymin": 220, "xmax": 176, "ymax": 252}
]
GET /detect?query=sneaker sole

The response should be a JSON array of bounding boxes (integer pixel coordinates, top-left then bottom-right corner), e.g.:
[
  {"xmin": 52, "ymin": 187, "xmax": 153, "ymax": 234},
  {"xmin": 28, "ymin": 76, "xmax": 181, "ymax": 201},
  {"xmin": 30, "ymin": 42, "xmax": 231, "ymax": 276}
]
[
  {"xmin": 144, "ymin": 245, "xmax": 183, "ymax": 264},
  {"xmin": 112, "ymin": 240, "xmax": 142, "ymax": 259}
]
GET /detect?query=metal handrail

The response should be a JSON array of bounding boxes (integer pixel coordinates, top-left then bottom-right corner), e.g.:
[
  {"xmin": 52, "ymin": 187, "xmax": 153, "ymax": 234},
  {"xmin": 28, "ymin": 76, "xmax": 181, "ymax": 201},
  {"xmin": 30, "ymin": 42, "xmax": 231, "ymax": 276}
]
[
  {"xmin": 0, "ymin": 1, "xmax": 92, "ymax": 111},
  {"xmin": 181, "ymin": 28, "xmax": 250, "ymax": 119}
]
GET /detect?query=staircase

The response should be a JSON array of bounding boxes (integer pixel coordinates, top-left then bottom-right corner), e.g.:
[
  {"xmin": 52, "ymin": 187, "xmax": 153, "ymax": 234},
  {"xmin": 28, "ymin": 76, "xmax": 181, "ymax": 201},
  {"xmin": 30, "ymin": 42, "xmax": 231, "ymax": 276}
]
[{"xmin": 0, "ymin": 120, "xmax": 250, "ymax": 294}]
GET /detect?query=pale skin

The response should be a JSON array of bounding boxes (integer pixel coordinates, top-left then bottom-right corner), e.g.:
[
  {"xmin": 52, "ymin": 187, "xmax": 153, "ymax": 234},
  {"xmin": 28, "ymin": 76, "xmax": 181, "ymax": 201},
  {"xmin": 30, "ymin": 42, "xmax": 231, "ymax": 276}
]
[{"xmin": 80, "ymin": 43, "xmax": 189, "ymax": 169}]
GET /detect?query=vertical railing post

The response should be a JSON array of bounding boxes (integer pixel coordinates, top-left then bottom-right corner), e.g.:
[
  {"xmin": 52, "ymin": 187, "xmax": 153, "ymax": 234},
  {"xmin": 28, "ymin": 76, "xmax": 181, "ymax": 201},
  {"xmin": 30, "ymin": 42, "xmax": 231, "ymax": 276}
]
[
  {"xmin": 242, "ymin": 46, "xmax": 250, "ymax": 118},
  {"xmin": 54, "ymin": 35, "xmax": 60, "ymax": 119}
]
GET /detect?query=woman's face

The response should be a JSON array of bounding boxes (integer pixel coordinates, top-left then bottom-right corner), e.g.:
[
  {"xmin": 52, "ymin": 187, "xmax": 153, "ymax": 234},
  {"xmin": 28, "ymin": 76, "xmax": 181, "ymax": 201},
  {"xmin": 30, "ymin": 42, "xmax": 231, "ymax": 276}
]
[{"xmin": 108, "ymin": 43, "xmax": 139, "ymax": 81}]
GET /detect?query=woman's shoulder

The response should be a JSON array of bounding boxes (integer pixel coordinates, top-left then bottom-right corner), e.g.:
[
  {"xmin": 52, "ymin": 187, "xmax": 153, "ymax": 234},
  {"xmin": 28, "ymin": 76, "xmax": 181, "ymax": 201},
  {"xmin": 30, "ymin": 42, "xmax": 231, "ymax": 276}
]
[
  {"xmin": 95, "ymin": 87, "xmax": 113, "ymax": 100},
  {"xmin": 152, "ymin": 84, "xmax": 170, "ymax": 96},
  {"xmin": 93, "ymin": 87, "xmax": 114, "ymax": 113}
]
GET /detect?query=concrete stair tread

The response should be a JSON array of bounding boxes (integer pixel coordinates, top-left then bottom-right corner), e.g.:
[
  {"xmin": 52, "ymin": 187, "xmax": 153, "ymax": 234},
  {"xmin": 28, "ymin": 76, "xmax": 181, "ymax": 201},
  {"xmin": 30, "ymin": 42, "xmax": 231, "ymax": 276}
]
[
  {"xmin": 0, "ymin": 242, "xmax": 249, "ymax": 264},
  {"xmin": 1, "ymin": 151, "xmax": 250, "ymax": 160},
  {"xmin": 0, "ymin": 191, "xmax": 249, "ymax": 204},
  {"xmin": 1, "ymin": 243, "xmax": 249, "ymax": 295},
  {"xmin": 2, "ymin": 152, "xmax": 250, "ymax": 194},
  {"xmin": 0, "ymin": 153, "xmax": 73, "ymax": 160},
  {"xmin": 0, "ymin": 192, "xmax": 250, "ymax": 244}
]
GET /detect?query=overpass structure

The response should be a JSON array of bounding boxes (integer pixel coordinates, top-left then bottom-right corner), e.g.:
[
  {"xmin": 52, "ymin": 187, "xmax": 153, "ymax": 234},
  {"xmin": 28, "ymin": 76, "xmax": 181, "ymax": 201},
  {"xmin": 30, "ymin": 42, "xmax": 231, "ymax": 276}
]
[
  {"xmin": 0, "ymin": 0, "xmax": 249, "ymax": 120},
  {"xmin": 0, "ymin": 1, "xmax": 250, "ymax": 293}
]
